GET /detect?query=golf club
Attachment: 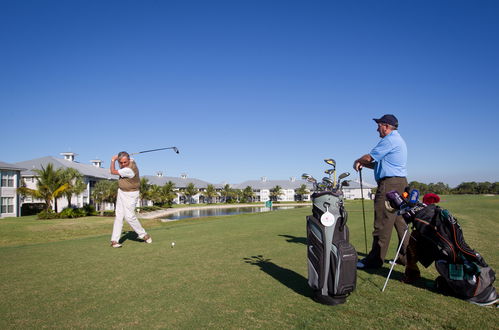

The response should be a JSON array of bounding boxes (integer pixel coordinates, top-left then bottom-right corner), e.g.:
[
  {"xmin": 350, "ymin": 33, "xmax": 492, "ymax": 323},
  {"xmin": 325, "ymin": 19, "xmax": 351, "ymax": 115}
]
[
  {"xmin": 324, "ymin": 158, "xmax": 337, "ymax": 187},
  {"xmin": 130, "ymin": 146, "xmax": 179, "ymax": 155},
  {"xmin": 382, "ymin": 225, "xmax": 409, "ymax": 292},
  {"xmin": 359, "ymin": 169, "xmax": 368, "ymax": 254},
  {"xmin": 334, "ymin": 172, "xmax": 350, "ymax": 191},
  {"xmin": 302, "ymin": 173, "xmax": 318, "ymax": 191},
  {"xmin": 322, "ymin": 177, "xmax": 334, "ymax": 190},
  {"xmin": 325, "ymin": 169, "xmax": 334, "ymax": 178}
]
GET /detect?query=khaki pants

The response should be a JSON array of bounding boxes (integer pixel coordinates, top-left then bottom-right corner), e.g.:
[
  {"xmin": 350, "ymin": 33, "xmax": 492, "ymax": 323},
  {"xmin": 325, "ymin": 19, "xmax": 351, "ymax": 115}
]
[{"xmin": 364, "ymin": 177, "xmax": 409, "ymax": 267}]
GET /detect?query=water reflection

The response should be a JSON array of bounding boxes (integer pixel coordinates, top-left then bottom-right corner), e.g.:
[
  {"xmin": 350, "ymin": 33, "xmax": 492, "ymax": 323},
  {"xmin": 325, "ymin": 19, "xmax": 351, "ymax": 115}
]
[{"xmin": 160, "ymin": 205, "xmax": 306, "ymax": 221}]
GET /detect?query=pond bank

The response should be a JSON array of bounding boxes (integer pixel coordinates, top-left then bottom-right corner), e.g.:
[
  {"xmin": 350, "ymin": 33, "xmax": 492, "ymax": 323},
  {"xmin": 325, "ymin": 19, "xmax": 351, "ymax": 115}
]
[{"xmin": 138, "ymin": 203, "xmax": 311, "ymax": 220}]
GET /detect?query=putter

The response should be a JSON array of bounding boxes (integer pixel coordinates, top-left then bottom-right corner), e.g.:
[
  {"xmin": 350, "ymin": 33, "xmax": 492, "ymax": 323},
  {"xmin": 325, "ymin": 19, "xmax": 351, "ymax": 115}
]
[
  {"xmin": 359, "ymin": 169, "xmax": 368, "ymax": 254},
  {"xmin": 130, "ymin": 146, "xmax": 179, "ymax": 155},
  {"xmin": 382, "ymin": 225, "xmax": 409, "ymax": 292}
]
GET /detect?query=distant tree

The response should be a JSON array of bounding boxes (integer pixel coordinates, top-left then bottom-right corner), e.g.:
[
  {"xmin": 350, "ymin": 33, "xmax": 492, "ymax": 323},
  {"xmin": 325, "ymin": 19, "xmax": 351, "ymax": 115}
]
[
  {"xmin": 242, "ymin": 186, "xmax": 255, "ymax": 203},
  {"xmin": 269, "ymin": 185, "xmax": 283, "ymax": 202},
  {"xmin": 232, "ymin": 189, "xmax": 243, "ymax": 203},
  {"xmin": 295, "ymin": 184, "xmax": 310, "ymax": 201},
  {"xmin": 17, "ymin": 163, "xmax": 69, "ymax": 212},
  {"xmin": 452, "ymin": 182, "xmax": 478, "ymax": 194},
  {"xmin": 202, "ymin": 184, "xmax": 218, "ymax": 204},
  {"xmin": 161, "ymin": 181, "xmax": 177, "ymax": 207},
  {"xmin": 92, "ymin": 180, "xmax": 118, "ymax": 215},
  {"xmin": 183, "ymin": 182, "xmax": 198, "ymax": 204},
  {"xmin": 220, "ymin": 184, "xmax": 233, "ymax": 203},
  {"xmin": 139, "ymin": 178, "xmax": 152, "ymax": 206},
  {"xmin": 61, "ymin": 168, "xmax": 86, "ymax": 207},
  {"xmin": 428, "ymin": 182, "xmax": 451, "ymax": 195},
  {"xmin": 491, "ymin": 182, "xmax": 499, "ymax": 195}
]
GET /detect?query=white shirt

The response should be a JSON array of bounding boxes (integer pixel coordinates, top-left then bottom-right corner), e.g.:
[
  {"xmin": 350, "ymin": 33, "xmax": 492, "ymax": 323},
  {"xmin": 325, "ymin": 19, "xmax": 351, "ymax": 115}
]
[{"xmin": 118, "ymin": 167, "xmax": 135, "ymax": 178}]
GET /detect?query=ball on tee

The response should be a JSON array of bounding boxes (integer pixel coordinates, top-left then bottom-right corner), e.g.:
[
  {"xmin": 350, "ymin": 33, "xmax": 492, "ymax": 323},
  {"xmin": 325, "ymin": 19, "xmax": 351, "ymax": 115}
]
[{"xmin": 171, "ymin": 242, "xmax": 175, "ymax": 248}]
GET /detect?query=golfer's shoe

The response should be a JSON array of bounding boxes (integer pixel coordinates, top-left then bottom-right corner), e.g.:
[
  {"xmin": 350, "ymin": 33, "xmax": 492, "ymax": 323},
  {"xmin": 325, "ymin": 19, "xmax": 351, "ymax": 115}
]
[
  {"xmin": 110, "ymin": 241, "xmax": 122, "ymax": 248},
  {"xmin": 357, "ymin": 258, "xmax": 382, "ymax": 270},
  {"xmin": 140, "ymin": 234, "xmax": 152, "ymax": 244}
]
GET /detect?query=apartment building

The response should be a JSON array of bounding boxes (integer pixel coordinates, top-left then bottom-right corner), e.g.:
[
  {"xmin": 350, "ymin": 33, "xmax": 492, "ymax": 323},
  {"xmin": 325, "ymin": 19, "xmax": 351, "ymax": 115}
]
[{"xmin": 0, "ymin": 161, "xmax": 26, "ymax": 218}]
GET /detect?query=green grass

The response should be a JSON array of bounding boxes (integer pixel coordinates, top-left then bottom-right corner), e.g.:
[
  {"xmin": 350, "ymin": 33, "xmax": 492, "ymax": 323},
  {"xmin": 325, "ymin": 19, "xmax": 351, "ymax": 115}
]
[{"xmin": 0, "ymin": 195, "xmax": 497, "ymax": 328}]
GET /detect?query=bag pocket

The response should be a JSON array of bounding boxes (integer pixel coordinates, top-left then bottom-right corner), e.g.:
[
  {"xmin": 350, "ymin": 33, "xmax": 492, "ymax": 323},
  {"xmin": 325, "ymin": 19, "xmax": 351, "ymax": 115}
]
[{"xmin": 330, "ymin": 240, "xmax": 357, "ymax": 296}]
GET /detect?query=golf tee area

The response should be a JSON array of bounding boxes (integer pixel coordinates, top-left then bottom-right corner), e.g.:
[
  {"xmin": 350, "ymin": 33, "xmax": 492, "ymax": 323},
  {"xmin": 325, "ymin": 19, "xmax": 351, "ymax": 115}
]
[{"xmin": 0, "ymin": 195, "xmax": 497, "ymax": 328}]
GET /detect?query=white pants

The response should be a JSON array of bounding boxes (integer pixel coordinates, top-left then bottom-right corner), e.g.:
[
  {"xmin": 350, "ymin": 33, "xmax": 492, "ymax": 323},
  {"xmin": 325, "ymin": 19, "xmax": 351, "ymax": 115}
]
[{"xmin": 111, "ymin": 189, "xmax": 147, "ymax": 242}]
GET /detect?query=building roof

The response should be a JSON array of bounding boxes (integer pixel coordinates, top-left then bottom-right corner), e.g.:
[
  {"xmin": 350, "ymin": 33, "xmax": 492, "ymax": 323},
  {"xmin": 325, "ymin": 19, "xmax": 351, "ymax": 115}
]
[
  {"xmin": 14, "ymin": 156, "xmax": 117, "ymax": 180},
  {"xmin": 0, "ymin": 161, "xmax": 26, "ymax": 171},
  {"xmin": 342, "ymin": 179, "xmax": 377, "ymax": 190},
  {"xmin": 143, "ymin": 175, "xmax": 212, "ymax": 189},
  {"xmin": 233, "ymin": 179, "xmax": 314, "ymax": 190}
]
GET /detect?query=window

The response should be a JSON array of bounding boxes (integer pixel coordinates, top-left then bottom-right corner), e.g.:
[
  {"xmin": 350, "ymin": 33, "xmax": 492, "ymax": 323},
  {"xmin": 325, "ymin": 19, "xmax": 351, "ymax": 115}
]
[
  {"xmin": 1, "ymin": 172, "xmax": 15, "ymax": 187},
  {"xmin": 1, "ymin": 197, "xmax": 14, "ymax": 214}
]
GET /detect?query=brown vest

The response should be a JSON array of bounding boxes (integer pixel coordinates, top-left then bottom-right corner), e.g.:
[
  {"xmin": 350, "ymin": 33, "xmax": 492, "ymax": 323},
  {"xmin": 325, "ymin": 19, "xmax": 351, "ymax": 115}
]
[{"xmin": 118, "ymin": 160, "xmax": 140, "ymax": 192}]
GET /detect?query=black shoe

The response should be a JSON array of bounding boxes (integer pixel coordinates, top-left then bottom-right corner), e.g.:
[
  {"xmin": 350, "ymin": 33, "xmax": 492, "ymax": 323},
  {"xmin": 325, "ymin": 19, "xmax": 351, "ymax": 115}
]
[{"xmin": 357, "ymin": 258, "xmax": 382, "ymax": 269}]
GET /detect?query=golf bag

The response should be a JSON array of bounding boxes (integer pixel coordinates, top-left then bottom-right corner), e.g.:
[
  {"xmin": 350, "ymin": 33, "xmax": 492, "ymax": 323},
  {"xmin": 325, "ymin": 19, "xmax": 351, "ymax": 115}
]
[
  {"xmin": 386, "ymin": 191, "xmax": 498, "ymax": 305},
  {"xmin": 306, "ymin": 191, "xmax": 357, "ymax": 305}
]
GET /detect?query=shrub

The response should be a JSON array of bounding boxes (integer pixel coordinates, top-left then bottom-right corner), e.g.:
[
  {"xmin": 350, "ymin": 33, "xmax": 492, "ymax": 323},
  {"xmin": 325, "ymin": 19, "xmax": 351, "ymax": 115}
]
[
  {"xmin": 37, "ymin": 210, "xmax": 59, "ymax": 220},
  {"xmin": 136, "ymin": 206, "xmax": 162, "ymax": 212},
  {"xmin": 59, "ymin": 207, "xmax": 90, "ymax": 219},
  {"xmin": 103, "ymin": 210, "xmax": 115, "ymax": 217},
  {"xmin": 82, "ymin": 204, "xmax": 97, "ymax": 216}
]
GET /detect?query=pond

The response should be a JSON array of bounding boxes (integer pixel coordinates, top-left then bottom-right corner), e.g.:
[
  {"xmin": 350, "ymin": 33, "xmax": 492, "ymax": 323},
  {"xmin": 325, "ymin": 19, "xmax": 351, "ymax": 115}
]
[{"xmin": 159, "ymin": 205, "xmax": 308, "ymax": 221}]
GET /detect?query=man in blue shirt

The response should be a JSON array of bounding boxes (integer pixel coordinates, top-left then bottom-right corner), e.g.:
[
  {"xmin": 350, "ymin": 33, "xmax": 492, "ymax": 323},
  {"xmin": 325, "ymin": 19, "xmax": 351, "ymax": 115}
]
[{"xmin": 353, "ymin": 114, "xmax": 409, "ymax": 269}]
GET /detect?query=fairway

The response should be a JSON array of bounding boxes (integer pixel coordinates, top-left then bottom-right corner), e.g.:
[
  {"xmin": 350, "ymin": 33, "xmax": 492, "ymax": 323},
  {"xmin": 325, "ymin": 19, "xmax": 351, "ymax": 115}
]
[{"xmin": 0, "ymin": 195, "xmax": 497, "ymax": 328}]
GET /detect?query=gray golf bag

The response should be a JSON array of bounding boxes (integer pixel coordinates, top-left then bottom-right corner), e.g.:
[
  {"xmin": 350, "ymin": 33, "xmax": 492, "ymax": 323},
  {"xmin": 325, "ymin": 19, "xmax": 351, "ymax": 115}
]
[{"xmin": 306, "ymin": 191, "xmax": 357, "ymax": 305}]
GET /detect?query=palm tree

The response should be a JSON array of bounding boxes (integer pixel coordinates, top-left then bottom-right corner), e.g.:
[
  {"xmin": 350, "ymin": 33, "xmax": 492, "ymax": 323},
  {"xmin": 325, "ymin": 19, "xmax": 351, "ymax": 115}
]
[
  {"xmin": 17, "ymin": 163, "xmax": 69, "ymax": 212},
  {"xmin": 160, "ymin": 181, "xmax": 177, "ymax": 207},
  {"xmin": 220, "ymin": 184, "xmax": 233, "ymax": 203},
  {"xmin": 139, "ymin": 178, "xmax": 152, "ymax": 206},
  {"xmin": 269, "ymin": 185, "xmax": 283, "ymax": 202},
  {"xmin": 183, "ymin": 183, "xmax": 198, "ymax": 204},
  {"xmin": 92, "ymin": 180, "xmax": 118, "ymax": 215},
  {"xmin": 242, "ymin": 186, "xmax": 255, "ymax": 203},
  {"xmin": 61, "ymin": 167, "xmax": 86, "ymax": 207},
  {"xmin": 202, "ymin": 184, "xmax": 218, "ymax": 204},
  {"xmin": 295, "ymin": 184, "xmax": 310, "ymax": 201}
]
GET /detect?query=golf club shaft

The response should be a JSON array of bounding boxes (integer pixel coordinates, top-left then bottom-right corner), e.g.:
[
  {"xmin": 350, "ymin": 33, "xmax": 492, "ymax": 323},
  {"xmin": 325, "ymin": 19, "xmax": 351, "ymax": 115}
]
[
  {"xmin": 130, "ymin": 147, "xmax": 178, "ymax": 155},
  {"xmin": 382, "ymin": 227, "xmax": 409, "ymax": 292},
  {"xmin": 359, "ymin": 169, "xmax": 368, "ymax": 254}
]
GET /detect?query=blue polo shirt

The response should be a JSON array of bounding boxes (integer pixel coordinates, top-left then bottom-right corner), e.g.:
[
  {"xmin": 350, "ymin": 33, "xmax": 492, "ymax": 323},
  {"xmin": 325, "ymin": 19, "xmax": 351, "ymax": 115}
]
[{"xmin": 370, "ymin": 130, "xmax": 407, "ymax": 182}]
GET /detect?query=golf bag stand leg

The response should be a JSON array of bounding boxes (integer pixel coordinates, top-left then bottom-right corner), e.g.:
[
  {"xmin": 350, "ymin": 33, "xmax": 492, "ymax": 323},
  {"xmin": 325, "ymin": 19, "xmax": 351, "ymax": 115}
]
[{"xmin": 382, "ymin": 226, "xmax": 409, "ymax": 292}]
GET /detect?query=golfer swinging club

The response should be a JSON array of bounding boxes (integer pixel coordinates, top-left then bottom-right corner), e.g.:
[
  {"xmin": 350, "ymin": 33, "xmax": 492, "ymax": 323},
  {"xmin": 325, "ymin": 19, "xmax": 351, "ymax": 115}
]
[{"xmin": 109, "ymin": 151, "xmax": 152, "ymax": 248}]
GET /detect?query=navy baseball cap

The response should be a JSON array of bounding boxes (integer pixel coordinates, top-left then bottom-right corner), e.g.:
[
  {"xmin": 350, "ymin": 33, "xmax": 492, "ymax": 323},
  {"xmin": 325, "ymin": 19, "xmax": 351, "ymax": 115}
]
[{"xmin": 373, "ymin": 114, "xmax": 398, "ymax": 128}]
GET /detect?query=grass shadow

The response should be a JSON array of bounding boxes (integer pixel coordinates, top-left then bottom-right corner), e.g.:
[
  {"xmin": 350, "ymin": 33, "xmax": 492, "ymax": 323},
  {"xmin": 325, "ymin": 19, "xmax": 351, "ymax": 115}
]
[
  {"xmin": 278, "ymin": 234, "xmax": 307, "ymax": 245},
  {"xmin": 119, "ymin": 231, "xmax": 144, "ymax": 244},
  {"xmin": 358, "ymin": 262, "xmax": 437, "ymax": 293},
  {"xmin": 244, "ymin": 255, "xmax": 311, "ymax": 298}
]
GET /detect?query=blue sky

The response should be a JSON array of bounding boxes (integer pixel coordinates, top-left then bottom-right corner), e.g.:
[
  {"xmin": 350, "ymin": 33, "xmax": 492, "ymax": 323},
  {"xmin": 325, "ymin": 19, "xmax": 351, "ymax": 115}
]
[{"xmin": 1, "ymin": 0, "xmax": 498, "ymax": 187}]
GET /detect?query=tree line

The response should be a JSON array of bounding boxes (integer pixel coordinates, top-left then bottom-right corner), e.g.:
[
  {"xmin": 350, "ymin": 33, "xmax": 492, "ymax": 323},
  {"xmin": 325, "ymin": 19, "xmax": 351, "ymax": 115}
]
[{"xmin": 408, "ymin": 181, "xmax": 499, "ymax": 195}]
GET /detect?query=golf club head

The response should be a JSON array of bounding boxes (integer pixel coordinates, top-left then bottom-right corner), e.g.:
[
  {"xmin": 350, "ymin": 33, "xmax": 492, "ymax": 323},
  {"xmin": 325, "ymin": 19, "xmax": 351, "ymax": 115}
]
[
  {"xmin": 324, "ymin": 158, "xmax": 336, "ymax": 167},
  {"xmin": 338, "ymin": 172, "xmax": 350, "ymax": 180},
  {"xmin": 341, "ymin": 180, "xmax": 350, "ymax": 187},
  {"xmin": 307, "ymin": 177, "xmax": 317, "ymax": 183},
  {"xmin": 173, "ymin": 147, "xmax": 179, "ymax": 154},
  {"xmin": 322, "ymin": 177, "xmax": 334, "ymax": 185},
  {"xmin": 301, "ymin": 173, "xmax": 312, "ymax": 180},
  {"xmin": 324, "ymin": 169, "xmax": 334, "ymax": 175}
]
